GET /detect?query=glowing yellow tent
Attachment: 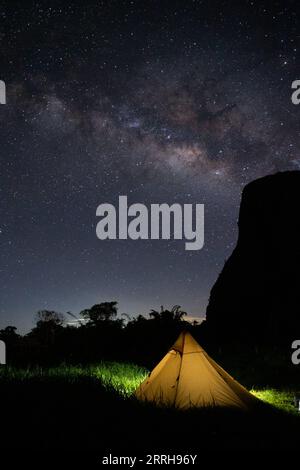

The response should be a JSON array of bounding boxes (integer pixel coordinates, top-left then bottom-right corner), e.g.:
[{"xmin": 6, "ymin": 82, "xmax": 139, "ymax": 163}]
[{"xmin": 135, "ymin": 331, "xmax": 258, "ymax": 410}]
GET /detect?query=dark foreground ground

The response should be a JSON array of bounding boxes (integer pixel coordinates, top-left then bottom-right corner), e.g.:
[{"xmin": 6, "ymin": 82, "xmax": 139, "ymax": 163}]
[{"xmin": 0, "ymin": 364, "xmax": 300, "ymax": 462}]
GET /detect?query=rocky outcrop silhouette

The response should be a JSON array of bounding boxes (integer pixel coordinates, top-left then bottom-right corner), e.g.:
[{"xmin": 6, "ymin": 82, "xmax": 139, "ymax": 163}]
[{"xmin": 206, "ymin": 171, "xmax": 300, "ymax": 346}]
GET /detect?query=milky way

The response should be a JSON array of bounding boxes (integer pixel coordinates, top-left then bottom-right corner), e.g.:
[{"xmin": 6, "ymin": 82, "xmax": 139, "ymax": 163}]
[{"xmin": 0, "ymin": 1, "xmax": 299, "ymax": 331}]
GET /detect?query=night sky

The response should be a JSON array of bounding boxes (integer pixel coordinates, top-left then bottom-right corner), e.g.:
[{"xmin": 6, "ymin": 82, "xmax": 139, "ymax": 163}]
[{"xmin": 1, "ymin": 1, "xmax": 299, "ymax": 332}]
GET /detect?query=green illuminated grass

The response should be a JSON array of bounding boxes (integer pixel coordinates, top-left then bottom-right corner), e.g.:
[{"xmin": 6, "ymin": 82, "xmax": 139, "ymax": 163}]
[
  {"xmin": 92, "ymin": 362, "xmax": 148, "ymax": 396},
  {"xmin": 0, "ymin": 362, "xmax": 148, "ymax": 396},
  {"xmin": 251, "ymin": 389, "xmax": 298, "ymax": 414},
  {"xmin": 0, "ymin": 363, "xmax": 299, "ymax": 415}
]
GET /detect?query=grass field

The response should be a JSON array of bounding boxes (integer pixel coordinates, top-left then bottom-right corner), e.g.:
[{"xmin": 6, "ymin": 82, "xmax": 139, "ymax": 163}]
[
  {"xmin": 0, "ymin": 361, "xmax": 299, "ymax": 452},
  {"xmin": 0, "ymin": 362, "xmax": 298, "ymax": 413},
  {"xmin": 0, "ymin": 362, "xmax": 148, "ymax": 396}
]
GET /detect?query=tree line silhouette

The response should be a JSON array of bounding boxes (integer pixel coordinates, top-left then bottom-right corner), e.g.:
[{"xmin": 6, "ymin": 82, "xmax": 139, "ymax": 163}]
[
  {"xmin": 0, "ymin": 302, "xmax": 205, "ymax": 367},
  {"xmin": 1, "ymin": 296, "xmax": 294, "ymax": 368}
]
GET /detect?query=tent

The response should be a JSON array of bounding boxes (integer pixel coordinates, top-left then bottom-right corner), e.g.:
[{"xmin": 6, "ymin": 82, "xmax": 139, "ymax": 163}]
[{"xmin": 135, "ymin": 331, "xmax": 258, "ymax": 410}]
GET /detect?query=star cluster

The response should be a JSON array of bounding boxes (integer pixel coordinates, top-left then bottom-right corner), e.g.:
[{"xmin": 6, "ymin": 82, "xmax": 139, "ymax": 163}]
[{"xmin": 0, "ymin": 1, "xmax": 299, "ymax": 331}]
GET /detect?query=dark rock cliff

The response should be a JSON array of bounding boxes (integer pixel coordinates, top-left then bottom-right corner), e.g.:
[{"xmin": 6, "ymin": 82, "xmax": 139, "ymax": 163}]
[{"xmin": 206, "ymin": 171, "xmax": 300, "ymax": 346}]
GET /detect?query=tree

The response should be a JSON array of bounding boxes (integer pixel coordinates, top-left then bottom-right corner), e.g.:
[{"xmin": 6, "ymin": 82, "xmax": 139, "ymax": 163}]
[
  {"xmin": 35, "ymin": 310, "xmax": 64, "ymax": 327},
  {"xmin": 81, "ymin": 301, "xmax": 118, "ymax": 326},
  {"xmin": 29, "ymin": 310, "xmax": 65, "ymax": 345},
  {"xmin": 0, "ymin": 326, "xmax": 19, "ymax": 343},
  {"xmin": 149, "ymin": 305, "xmax": 187, "ymax": 322}
]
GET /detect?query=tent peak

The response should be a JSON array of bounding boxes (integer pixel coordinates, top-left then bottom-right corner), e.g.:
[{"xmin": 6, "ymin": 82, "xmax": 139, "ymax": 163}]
[{"xmin": 171, "ymin": 330, "xmax": 205, "ymax": 355}]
